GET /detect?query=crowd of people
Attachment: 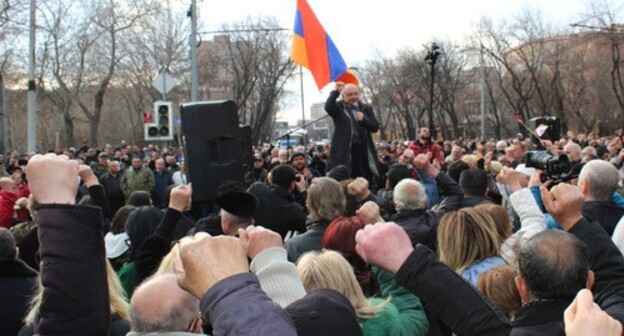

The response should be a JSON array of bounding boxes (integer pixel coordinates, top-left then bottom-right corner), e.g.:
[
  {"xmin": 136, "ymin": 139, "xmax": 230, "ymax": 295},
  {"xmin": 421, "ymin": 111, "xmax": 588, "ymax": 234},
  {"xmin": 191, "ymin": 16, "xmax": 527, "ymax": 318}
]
[{"xmin": 0, "ymin": 108, "xmax": 624, "ymax": 335}]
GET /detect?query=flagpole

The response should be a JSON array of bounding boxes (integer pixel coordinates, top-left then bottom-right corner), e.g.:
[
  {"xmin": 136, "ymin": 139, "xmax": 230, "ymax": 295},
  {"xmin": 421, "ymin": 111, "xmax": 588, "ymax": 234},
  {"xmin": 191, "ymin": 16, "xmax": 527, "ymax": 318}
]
[{"xmin": 299, "ymin": 65, "xmax": 305, "ymax": 128}]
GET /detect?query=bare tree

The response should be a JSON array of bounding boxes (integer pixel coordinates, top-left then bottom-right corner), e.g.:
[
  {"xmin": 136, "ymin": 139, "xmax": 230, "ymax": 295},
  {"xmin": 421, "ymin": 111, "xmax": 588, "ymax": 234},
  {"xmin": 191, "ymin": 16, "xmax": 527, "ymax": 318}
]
[
  {"xmin": 205, "ymin": 17, "xmax": 296, "ymax": 144},
  {"xmin": 580, "ymin": 0, "xmax": 624, "ymax": 131},
  {"xmin": 38, "ymin": 0, "xmax": 159, "ymax": 146},
  {"xmin": 117, "ymin": 0, "xmax": 189, "ymax": 143}
]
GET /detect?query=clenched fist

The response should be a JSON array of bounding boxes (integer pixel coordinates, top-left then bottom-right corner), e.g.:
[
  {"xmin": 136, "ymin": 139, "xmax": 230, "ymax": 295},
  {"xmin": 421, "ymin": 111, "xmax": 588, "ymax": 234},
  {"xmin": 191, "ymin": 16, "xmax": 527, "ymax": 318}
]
[{"xmin": 26, "ymin": 154, "xmax": 78, "ymax": 204}]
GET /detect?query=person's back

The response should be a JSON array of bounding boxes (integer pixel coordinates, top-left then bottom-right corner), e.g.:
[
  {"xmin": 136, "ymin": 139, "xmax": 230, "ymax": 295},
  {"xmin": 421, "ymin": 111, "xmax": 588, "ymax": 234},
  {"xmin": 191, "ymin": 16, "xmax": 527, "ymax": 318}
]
[
  {"xmin": 459, "ymin": 169, "xmax": 492, "ymax": 208},
  {"xmin": 578, "ymin": 160, "xmax": 624, "ymax": 234},
  {"xmin": 0, "ymin": 228, "xmax": 37, "ymax": 336},
  {"xmin": 297, "ymin": 250, "xmax": 428, "ymax": 336},
  {"xmin": 248, "ymin": 165, "xmax": 307, "ymax": 239},
  {"xmin": 390, "ymin": 178, "xmax": 443, "ymax": 249},
  {"xmin": 285, "ymin": 177, "xmax": 345, "ymax": 262}
]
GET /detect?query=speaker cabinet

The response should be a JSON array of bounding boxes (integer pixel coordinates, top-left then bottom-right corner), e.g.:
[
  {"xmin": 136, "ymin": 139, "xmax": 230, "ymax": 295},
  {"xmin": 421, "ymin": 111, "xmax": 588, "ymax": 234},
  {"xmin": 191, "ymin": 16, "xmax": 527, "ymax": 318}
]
[{"xmin": 181, "ymin": 100, "xmax": 246, "ymax": 202}]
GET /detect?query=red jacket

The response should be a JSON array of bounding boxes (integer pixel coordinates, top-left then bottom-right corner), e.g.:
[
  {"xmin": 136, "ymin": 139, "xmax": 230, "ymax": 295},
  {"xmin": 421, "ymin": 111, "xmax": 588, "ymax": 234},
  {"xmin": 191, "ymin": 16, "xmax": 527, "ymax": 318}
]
[
  {"xmin": 408, "ymin": 140, "xmax": 444, "ymax": 163},
  {"xmin": 13, "ymin": 183, "xmax": 30, "ymax": 200},
  {"xmin": 13, "ymin": 184, "xmax": 31, "ymax": 221},
  {"xmin": 0, "ymin": 190, "xmax": 16, "ymax": 228}
]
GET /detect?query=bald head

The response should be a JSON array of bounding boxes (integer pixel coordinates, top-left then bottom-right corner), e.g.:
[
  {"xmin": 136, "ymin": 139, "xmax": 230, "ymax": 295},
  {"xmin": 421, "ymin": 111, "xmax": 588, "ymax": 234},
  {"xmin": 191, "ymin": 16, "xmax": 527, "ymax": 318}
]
[
  {"xmin": 579, "ymin": 159, "xmax": 619, "ymax": 201},
  {"xmin": 341, "ymin": 84, "xmax": 360, "ymax": 105},
  {"xmin": 130, "ymin": 274, "xmax": 199, "ymax": 333}
]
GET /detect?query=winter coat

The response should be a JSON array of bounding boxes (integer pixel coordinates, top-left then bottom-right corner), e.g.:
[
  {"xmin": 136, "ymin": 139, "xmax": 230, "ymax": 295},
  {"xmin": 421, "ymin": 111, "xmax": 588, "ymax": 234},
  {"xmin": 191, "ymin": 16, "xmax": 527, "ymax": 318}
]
[
  {"xmin": 134, "ymin": 209, "xmax": 182, "ymax": 287},
  {"xmin": 100, "ymin": 172, "xmax": 126, "ymax": 216},
  {"xmin": 152, "ymin": 170, "xmax": 174, "ymax": 208},
  {"xmin": 200, "ymin": 273, "xmax": 297, "ymax": 335},
  {"xmin": 36, "ymin": 204, "xmax": 111, "ymax": 335},
  {"xmin": 285, "ymin": 220, "xmax": 330, "ymax": 263},
  {"xmin": 120, "ymin": 167, "xmax": 155, "ymax": 199},
  {"xmin": 0, "ymin": 259, "xmax": 37, "ymax": 336},
  {"xmin": 461, "ymin": 256, "xmax": 506, "ymax": 287},
  {"xmin": 248, "ymin": 182, "xmax": 307, "ymax": 239},
  {"xmin": 360, "ymin": 267, "xmax": 428, "ymax": 336},
  {"xmin": 390, "ymin": 172, "xmax": 463, "ymax": 250},
  {"xmin": 324, "ymin": 90, "xmax": 379, "ymax": 176},
  {"xmin": 393, "ymin": 217, "xmax": 624, "ymax": 335},
  {"xmin": 408, "ymin": 140, "xmax": 444, "ymax": 163},
  {"xmin": 0, "ymin": 189, "xmax": 16, "ymax": 228}
]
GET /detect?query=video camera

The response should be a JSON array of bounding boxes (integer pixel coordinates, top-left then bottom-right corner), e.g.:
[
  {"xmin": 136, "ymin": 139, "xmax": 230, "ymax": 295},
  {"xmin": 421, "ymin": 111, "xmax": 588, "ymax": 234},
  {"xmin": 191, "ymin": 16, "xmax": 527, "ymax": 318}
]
[
  {"xmin": 525, "ymin": 150, "xmax": 574, "ymax": 183},
  {"xmin": 524, "ymin": 116, "xmax": 577, "ymax": 184}
]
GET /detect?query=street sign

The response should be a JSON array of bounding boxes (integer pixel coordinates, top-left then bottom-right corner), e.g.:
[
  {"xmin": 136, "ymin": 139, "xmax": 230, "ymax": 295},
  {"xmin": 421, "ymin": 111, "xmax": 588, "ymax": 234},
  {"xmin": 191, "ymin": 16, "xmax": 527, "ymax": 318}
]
[{"xmin": 152, "ymin": 72, "xmax": 177, "ymax": 96}]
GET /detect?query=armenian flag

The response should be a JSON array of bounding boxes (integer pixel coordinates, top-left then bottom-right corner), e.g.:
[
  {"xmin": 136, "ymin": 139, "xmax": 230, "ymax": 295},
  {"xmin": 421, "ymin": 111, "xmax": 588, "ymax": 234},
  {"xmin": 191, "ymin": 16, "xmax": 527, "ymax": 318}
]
[
  {"xmin": 291, "ymin": 0, "xmax": 358, "ymax": 89},
  {"xmin": 534, "ymin": 124, "xmax": 549, "ymax": 137}
]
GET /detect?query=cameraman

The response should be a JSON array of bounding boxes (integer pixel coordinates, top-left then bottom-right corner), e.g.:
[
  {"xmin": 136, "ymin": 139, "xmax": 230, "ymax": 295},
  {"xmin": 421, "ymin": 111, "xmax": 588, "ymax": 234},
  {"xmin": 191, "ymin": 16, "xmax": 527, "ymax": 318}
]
[
  {"xmin": 248, "ymin": 164, "xmax": 307, "ymax": 240},
  {"xmin": 531, "ymin": 160, "xmax": 623, "ymax": 235},
  {"xmin": 563, "ymin": 142, "xmax": 584, "ymax": 181}
]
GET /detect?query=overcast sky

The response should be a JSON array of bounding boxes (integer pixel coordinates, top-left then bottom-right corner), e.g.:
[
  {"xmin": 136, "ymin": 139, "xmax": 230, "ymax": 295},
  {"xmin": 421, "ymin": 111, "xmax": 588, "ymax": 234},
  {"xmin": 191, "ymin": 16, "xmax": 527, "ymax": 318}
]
[{"xmin": 194, "ymin": 0, "xmax": 593, "ymax": 124}]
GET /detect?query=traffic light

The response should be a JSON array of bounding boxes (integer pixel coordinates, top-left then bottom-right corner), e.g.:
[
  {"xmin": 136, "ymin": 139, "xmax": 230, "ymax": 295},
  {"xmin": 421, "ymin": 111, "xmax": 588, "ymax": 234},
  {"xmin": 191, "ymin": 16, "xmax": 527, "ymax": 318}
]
[{"xmin": 145, "ymin": 101, "xmax": 174, "ymax": 141}]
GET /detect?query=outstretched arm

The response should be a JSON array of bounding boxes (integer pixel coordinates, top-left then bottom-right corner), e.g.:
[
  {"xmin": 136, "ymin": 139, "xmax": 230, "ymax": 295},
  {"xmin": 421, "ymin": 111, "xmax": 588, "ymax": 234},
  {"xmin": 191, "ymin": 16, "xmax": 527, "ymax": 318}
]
[{"xmin": 28, "ymin": 154, "xmax": 110, "ymax": 335}]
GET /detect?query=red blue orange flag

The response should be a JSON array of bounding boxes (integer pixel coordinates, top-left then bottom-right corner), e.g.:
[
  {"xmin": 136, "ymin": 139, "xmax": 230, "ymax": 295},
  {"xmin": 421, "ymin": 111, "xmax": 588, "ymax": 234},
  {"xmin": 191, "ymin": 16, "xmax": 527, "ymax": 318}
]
[
  {"xmin": 534, "ymin": 124, "xmax": 549, "ymax": 137},
  {"xmin": 291, "ymin": 0, "xmax": 359, "ymax": 89}
]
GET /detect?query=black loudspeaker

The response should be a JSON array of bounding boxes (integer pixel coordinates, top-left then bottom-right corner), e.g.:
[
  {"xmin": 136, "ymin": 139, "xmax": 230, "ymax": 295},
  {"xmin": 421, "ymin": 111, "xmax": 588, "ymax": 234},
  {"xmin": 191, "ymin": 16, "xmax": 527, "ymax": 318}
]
[
  {"xmin": 180, "ymin": 100, "xmax": 244, "ymax": 202},
  {"xmin": 239, "ymin": 125, "xmax": 253, "ymax": 172},
  {"xmin": 529, "ymin": 116, "xmax": 560, "ymax": 148}
]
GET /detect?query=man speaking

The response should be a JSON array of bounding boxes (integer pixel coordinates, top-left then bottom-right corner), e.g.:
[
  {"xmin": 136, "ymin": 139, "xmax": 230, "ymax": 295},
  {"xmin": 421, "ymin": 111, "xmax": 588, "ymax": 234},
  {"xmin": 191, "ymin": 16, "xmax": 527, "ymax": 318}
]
[{"xmin": 324, "ymin": 81, "xmax": 380, "ymax": 187}]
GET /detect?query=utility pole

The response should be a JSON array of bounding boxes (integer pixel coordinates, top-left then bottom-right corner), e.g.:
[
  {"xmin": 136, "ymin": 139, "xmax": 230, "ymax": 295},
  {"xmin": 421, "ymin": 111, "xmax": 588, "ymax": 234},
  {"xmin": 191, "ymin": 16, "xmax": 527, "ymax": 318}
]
[
  {"xmin": 27, "ymin": 0, "xmax": 37, "ymax": 152},
  {"xmin": 480, "ymin": 45, "xmax": 486, "ymax": 139},
  {"xmin": 189, "ymin": 0, "xmax": 198, "ymax": 102},
  {"xmin": 0, "ymin": 74, "xmax": 5, "ymax": 154},
  {"xmin": 299, "ymin": 66, "xmax": 305, "ymax": 127}
]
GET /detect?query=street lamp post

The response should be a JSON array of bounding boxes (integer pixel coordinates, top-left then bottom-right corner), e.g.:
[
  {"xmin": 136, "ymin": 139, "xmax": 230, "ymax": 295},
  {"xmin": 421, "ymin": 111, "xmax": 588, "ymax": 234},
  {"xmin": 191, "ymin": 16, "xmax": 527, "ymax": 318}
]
[
  {"xmin": 479, "ymin": 45, "xmax": 486, "ymax": 139},
  {"xmin": 425, "ymin": 42, "xmax": 441, "ymax": 140}
]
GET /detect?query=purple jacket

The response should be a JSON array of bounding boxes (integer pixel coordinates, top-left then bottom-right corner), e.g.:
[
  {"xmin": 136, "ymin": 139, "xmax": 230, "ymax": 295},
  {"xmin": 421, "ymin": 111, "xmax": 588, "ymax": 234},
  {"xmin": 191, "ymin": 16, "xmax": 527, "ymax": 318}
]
[{"xmin": 201, "ymin": 273, "xmax": 297, "ymax": 336}]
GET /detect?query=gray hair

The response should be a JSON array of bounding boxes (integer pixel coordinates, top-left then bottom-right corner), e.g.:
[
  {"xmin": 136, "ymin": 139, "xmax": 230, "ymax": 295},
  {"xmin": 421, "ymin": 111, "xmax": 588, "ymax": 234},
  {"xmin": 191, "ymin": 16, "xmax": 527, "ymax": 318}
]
[
  {"xmin": 564, "ymin": 143, "xmax": 582, "ymax": 156},
  {"xmin": 579, "ymin": 159, "xmax": 619, "ymax": 201},
  {"xmin": 581, "ymin": 146, "xmax": 596, "ymax": 157},
  {"xmin": 393, "ymin": 178, "xmax": 427, "ymax": 212},
  {"xmin": 306, "ymin": 177, "xmax": 345, "ymax": 221},
  {"xmin": 220, "ymin": 209, "xmax": 253, "ymax": 230}
]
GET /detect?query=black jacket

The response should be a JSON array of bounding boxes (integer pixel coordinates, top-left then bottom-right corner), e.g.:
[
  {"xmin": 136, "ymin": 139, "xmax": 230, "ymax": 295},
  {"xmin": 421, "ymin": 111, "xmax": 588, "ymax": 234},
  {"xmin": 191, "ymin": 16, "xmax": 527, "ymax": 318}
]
[
  {"xmin": 100, "ymin": 172, "xmax": 125, "ymax": 216},
  {"xmin": 0, "ymin": 259, "xmax": 37, "ymax": 336},
  {"xmin": 390, "ymin": 172, "xmax": 463, "ymax": 249},
  {"xmin": 134, "ymin": 208, "xmax": 183, "ymax": 286},
  {"xmin": 393, "ymin": 217, "xmax": 624, "ymax": 335},
  {"xmin": 36, "ymin": 204, "xmax": 111, "ymax": 335},
  {"xmin": 582, "ymin": 201, "xmax": 624, "ymax": 236},
  {"xmin": 248, "ymin": 182, "xmax": 307, "ymax": 239},
  {"xmin": 324, "ymin": 90, "xmax": 379, "ymax": 175}
]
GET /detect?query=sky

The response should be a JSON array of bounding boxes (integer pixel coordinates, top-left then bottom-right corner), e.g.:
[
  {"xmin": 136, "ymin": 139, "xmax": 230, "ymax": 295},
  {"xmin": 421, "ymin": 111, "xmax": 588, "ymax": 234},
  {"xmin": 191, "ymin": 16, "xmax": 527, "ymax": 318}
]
[{"xmin": 194, "ymin": 0, "xmax": 592, "ymax": 125}]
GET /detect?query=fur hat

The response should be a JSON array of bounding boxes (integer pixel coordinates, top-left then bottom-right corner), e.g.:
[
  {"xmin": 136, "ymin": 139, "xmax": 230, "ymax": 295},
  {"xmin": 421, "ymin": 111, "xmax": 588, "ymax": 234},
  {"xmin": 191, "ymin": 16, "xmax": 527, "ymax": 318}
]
[{"xmin": 216, "ymin": 191, "xmax": 258, "ymax": 218}]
